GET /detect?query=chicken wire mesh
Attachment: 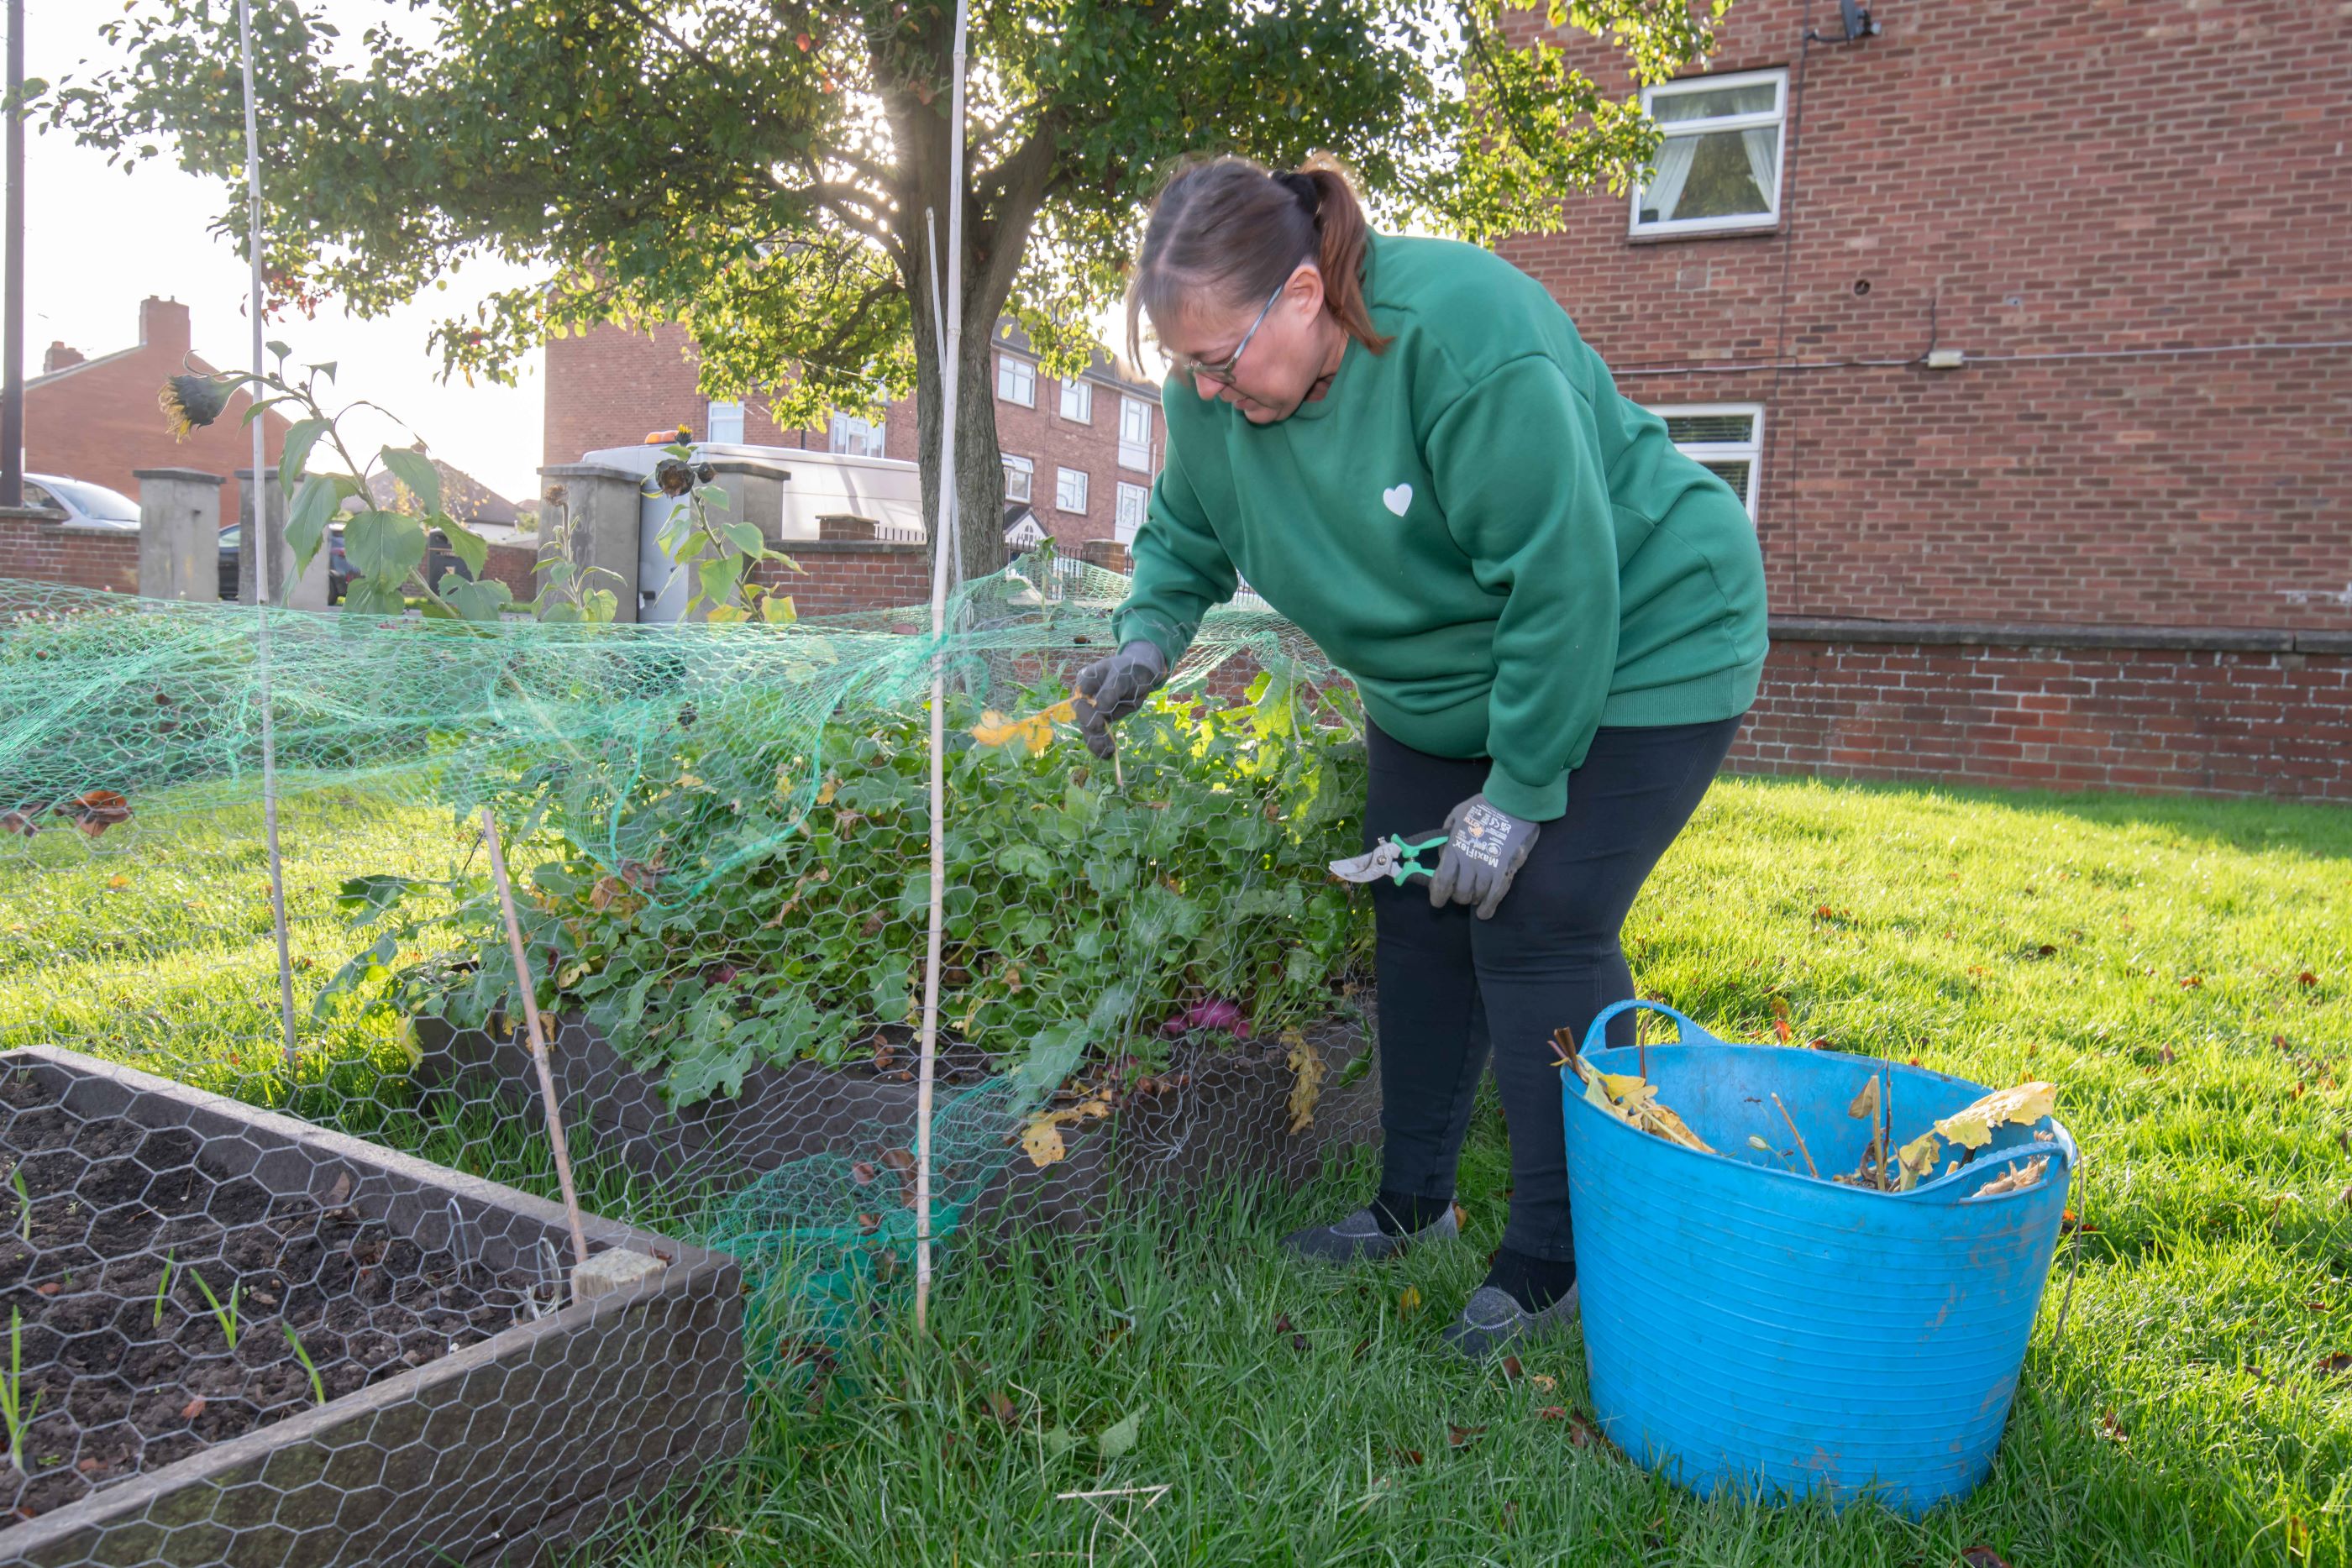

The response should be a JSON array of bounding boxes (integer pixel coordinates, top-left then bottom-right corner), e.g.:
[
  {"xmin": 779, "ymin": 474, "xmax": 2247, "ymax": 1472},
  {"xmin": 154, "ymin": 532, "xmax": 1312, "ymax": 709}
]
[{"xmin": 0, "ymin": 559, "xmax": 1383, "ymax": 1563}]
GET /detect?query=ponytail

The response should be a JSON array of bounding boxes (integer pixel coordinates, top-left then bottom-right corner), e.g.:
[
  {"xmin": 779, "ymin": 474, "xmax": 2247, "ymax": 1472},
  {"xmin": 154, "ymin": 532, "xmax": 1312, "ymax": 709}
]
[{"xmin": 1126, "ymin": 153, "xmax": 1392, "ymax": 370}]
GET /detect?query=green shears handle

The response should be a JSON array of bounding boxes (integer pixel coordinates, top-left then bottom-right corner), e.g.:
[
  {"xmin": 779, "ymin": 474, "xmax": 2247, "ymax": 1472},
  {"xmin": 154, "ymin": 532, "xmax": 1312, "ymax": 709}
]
[{"xmin": 1380, "ymin": 831, "xmax": 1451, "ymax": 884}]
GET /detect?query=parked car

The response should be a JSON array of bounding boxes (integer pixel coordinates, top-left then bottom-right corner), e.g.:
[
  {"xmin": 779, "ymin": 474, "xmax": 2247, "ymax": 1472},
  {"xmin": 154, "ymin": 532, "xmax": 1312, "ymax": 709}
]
[
  {"xmin": 20, "ymin": 474, "xmax": 141, "ymax": 531},
  {"xmin": 218, "ymin": 521, "xmax": 350, "ymax": 604}
]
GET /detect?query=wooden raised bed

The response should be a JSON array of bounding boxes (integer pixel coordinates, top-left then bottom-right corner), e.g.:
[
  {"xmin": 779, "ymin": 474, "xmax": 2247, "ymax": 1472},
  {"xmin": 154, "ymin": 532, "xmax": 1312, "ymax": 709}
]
[
  {"xmin": 411, "ymin": 1010, "xmax": 1384, "ymax": 1235},
  {"xmin": 0, "ymin": 1045, "xmax": 743, "ymax": 1568}
]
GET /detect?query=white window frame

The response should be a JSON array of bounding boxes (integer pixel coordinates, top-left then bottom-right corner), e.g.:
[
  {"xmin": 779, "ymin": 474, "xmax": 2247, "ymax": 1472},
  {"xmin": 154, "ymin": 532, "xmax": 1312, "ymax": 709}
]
[
  {"xmin": 997, "ymin": 354, "xmax": 1037, "ymax": 407},
  {"xmin": 1630, "ymin": 69, "xmax": 1788, "ymax": 239},
  {"xmin": 1115, "ymin": 481, "xmax": 1149, "ymax": 546},
  {"xmin": 706, "ymin": 399, "xmax": 746, "ymax": 444},
  {"xmin": 827, "ymin": 412, "xmax": 886, "ymax": 459},
  {"xmin": 1118, "ymin": 395, "xmax": 1153, "ymax": 472},
  {"xmin": 1002, "ymin": 453, "xmax": 1034, "ymax": 504},
  {"xmin": 1056, "ymin": 466, "xmax": 1089, "ymax": 514},
  {"xmin": 1651, "ymin": 402, "xmax": 1764, "ymax": 518},
  {"xmin": 1058, "ymin": 376, "xmax": 1094, "ymax": 423}
]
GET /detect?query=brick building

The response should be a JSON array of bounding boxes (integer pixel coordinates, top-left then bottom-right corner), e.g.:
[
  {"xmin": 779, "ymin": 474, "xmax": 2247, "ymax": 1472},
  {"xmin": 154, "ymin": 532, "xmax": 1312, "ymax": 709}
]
[
  {"xmin": 543, "ymin": 320, "xmax": 1163, "ymax": 562},
  {"xmin": 1501, "ymin": 0, "xmax": 2350, "ymax": 800},
  {"xmin": 22, "ymin": 296, "xmax": 292, "ymax": 531}
]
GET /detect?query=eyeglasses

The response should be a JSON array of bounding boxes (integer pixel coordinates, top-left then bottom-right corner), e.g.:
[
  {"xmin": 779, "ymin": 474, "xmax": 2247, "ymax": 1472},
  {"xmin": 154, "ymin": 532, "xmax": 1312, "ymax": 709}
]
[{"xmin": 1168, "ymin": 271, "xmax": 1291, "ymax": 388}]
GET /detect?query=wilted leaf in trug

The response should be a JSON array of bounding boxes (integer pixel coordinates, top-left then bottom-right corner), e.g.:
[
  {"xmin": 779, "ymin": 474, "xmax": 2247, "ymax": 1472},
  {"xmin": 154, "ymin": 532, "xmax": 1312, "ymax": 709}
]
[
  {"xmin": 1975, "ymin": 1156, "xmax": 2050, "ymax": 1198},
  {"xmin": 1747, "ymin": 1135, "xmax": 1772, "ymax": 1153},
  {"xmin": 1846, "ymin": 1077, "xmax": 1881, "ymax": 1121},
  {"xmin": 1399, "ymin": 1286, "xmax": 1423, "ymax": 1319},
  {"xmin": 1935, "ymin": 1082, "xmax": 2060, "ymax": 1150},
  {"xmin": 1895, "ymin": 1130, "xmax": 1943, "ymax": 1192},
  {"xmin": 1095, "ymin": 1408, "xmax": 1142, "ymax": 1459}
]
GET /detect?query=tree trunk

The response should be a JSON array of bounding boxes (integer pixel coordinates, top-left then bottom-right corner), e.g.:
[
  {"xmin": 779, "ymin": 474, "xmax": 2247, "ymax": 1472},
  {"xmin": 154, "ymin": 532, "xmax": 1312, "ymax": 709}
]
[{"xmin": 908, "ymin": 286, "xmax": 1011, "ymax": 592}]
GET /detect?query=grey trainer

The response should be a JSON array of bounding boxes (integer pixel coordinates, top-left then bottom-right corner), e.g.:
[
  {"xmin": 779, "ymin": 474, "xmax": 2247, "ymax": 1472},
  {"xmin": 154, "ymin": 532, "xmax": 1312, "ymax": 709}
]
[
  {"xmin": 1279, "ymin": 1203, "xmax": 1458, "ymax": 1265},
  {"xmin": 1440, "ymin": 1282, "xmax": 1581, "ymax": 1361}
]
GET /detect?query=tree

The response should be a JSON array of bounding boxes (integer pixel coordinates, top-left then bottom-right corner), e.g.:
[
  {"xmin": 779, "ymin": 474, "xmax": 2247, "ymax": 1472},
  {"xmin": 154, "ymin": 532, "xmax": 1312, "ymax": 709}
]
[{"xmin": 63, "ymin": 0, "xmax": 1729, "ymax": 588}]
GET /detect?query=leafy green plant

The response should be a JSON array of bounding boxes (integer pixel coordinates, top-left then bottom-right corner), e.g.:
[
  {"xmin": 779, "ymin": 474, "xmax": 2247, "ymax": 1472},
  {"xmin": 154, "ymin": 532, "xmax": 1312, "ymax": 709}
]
[
  {"xmin": 9, "ymin": 1167, "xmax": 27, "ymax": 1245},
  {"xmin": 152, "ymin": 354, "xmax": 792, "ymax": 626},
  {"xmin": 2, "ymin": 1308, "xmax": 39, "ymax": 1474},
  {"xmin": 325, "ymin": 673, "xmax": 1374, "ymax": 1104},
  {"xmin": 282, "ymin": 1321, "xmax": 327, "ymax": 1408},
  {"xmin": 188, "ymin": 1271, "xmax": 241, "ymax": 1351},
  {"xmin": 153, "ymin": 1250, "xmax": 176, "ymax": 1329}
]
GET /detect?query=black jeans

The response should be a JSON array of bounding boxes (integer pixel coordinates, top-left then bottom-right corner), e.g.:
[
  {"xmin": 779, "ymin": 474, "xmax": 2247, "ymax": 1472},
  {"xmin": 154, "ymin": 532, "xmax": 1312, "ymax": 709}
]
[{"xmin": 1363, "ymin": 714, "xmax": 1744, "ymax": 1261}]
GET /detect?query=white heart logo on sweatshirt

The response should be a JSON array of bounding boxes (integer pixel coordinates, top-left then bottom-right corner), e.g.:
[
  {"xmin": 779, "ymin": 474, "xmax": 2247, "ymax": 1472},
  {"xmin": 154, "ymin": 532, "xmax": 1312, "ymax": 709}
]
[{"xmin": 1382, "ymin": 484, "xmax": 1413, "ymax": 517}]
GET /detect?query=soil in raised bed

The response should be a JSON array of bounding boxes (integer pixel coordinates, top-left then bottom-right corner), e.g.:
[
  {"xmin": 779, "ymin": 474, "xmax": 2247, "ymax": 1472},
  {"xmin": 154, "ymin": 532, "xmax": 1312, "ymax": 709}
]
[{"xmin": 0, "ymin": 1071, "xmax": 543, "ymax": 1522}]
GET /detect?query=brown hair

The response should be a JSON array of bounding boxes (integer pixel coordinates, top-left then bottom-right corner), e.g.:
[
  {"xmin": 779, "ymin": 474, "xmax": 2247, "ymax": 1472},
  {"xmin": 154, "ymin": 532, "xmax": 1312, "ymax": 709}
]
[{"xmin": 1126, "ymin": 153, "xmax": 1391, "ymax": 370}]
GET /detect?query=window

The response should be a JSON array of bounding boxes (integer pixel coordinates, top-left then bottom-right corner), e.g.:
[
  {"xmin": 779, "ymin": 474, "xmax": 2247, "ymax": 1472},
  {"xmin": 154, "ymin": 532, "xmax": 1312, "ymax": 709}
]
[
  {"xmin": 1631, "ymin": 70, "xmax": 1787, "ymax": 237},
  {"xmin": 1059, "ymin": 377, "xmax": 1094, "ymax": 423},
  {"xmin": 1116, "ymin": 481, "xmax": 1149, "ymax": 546},
  {"xmin": 707, "ymin": 400, "xmax": 745, "ymax": 444},
  {"xmin": 1056, "ymin": 466, "xmax": 1089, "ymax": 514},
  {"xmin": 828, "ymin": 412, "xmax": 886, "ymax": 459},
  {"xmin": 997, "ymin": 354, "xmax": 1036, "ymax": 407},
  {"xmin": 1651, "ymin": 404, "xmax": 1763, "ymax": 517},
  {"xmin": 1119, "ymin": 395, "xmax": 1153, "ymax": 471},
  {"xmin": 1002, "ymin": 454, "xmax": 1034, "ymax": 503}
]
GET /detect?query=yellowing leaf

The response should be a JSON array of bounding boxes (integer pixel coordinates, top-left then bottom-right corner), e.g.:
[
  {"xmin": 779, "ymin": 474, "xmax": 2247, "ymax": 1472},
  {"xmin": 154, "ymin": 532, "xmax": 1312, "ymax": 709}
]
[
  {"xmin": 970, "ymin": 698, "xmax": 1078, "ymax": 756},
  {"xmin": 1895, "ymin": 1130, "xmax": 1942, "ymax": 1191},
  {"xmin": 1846, "ymin": 1076, "xmax": 1881, "ymax": 1121},
  {"xmin": 1399, "ymin": 1286, "xmax": 1422, "ymax": 1318},
  {"xmin": 815, "ymin": 774, "xmax": 839, "ymax": 806},
  {"xmin": 1935, "ymin": 1082, "xmax": 2060, "ymax": 1150},
  {"xmin": 1285, "ymin": 1028, "xmax": 1323, "ymax": 1134},
  {"xmin": 1021, "ymin": 1119, "xmax": 1068, "ymax": 1168}
]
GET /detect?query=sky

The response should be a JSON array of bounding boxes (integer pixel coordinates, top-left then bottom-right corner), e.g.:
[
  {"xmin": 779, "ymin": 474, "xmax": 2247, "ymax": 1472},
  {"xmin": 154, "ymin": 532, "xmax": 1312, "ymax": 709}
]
[{"xmin": 11, "ymin": 0, "xmax": 551, "ymax": 504}]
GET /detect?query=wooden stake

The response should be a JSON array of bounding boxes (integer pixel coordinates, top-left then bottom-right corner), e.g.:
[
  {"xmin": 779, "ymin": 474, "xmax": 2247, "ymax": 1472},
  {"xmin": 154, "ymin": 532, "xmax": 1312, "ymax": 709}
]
[
  {"xmin": 480, "ymin": 807, "xmax": 591, "ymax": 1271},
  {"xmin": 1771, "ymin": 1092, "xmax": 1819, "ymax": 1180}
]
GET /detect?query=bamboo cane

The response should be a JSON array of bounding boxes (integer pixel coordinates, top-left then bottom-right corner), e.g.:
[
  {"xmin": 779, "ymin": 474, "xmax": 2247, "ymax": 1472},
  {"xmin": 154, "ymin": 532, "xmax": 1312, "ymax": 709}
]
[{"xmin": 480, "ymin": 807, "xmax": 591, "ymax": 1272}]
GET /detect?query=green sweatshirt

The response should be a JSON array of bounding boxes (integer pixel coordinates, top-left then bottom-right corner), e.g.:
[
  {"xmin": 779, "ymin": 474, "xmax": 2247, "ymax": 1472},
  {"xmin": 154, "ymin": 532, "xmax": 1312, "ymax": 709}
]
[{"xmin": 1112, "ymin": 231, "xmax": 1769, "ymax": 822}]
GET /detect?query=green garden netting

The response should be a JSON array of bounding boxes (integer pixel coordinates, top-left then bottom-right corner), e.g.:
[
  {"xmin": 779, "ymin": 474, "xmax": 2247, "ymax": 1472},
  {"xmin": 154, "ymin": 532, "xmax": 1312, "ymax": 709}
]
[{"xmin": 0, "ymin": 559, "xmax": 1385, "ymax": 1527}]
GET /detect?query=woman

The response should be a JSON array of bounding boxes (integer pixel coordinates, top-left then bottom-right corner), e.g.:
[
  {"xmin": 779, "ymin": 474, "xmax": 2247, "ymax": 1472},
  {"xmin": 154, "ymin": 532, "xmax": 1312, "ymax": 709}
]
[{"xmin": 1077, "ymin": 155, "xmax": 1767, "ymax": 1359}]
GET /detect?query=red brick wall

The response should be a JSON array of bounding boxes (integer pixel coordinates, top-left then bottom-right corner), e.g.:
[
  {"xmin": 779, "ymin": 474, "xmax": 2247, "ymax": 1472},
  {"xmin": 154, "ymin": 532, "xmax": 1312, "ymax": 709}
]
[
  {"xmin": 1502, "ymin": 0, "xmax": 2352, "ymax": 636},
  {"xmin": 24, "ymin": 298, "xmax": 291, "ymax": 530},
  {"xmin": 758, "ymin": 541, "xmax": 932, "ymax": 617},
  {"xmin": 543, "ymin": 323, "xmax": 1162, "ymax": 553},
  {"xmin": 0, "ymin": 512, "xmax": 140, "ymax": 595},
  {"xmin": 1731, "ymin": 631, "xmax": 2352, "ymax": 801}
]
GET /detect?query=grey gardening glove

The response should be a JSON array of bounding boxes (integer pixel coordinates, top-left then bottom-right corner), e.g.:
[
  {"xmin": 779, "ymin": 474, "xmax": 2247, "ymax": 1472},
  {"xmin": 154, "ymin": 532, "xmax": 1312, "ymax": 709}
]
[
  {"xmin": 1073, "ymin": 639, "xmax": 1167, "ymax": 760},
  {"xmin": 1426, "ymin": 794, "xmax": 1540, "ymax": 920}
]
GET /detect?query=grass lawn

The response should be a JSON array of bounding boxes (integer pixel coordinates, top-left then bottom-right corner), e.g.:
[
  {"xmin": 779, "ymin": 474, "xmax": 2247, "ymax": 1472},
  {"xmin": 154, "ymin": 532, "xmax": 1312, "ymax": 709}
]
[{"xmin": 3, "ymin": 774, "xmax": 2347, "ymax": 1565}]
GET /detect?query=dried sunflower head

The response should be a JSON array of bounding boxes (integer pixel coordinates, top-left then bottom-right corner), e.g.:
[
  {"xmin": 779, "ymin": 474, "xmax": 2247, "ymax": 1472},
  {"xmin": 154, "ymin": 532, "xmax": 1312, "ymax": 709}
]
[{"xmin": 159, "ymin": 374, "xmax": 231, "ymax": 438}]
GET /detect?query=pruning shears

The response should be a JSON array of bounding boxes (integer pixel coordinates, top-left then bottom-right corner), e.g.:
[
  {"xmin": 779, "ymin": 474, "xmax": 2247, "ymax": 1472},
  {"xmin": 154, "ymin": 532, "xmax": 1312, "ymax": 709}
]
[{"xmin": 1329, "ymin": 830, "xmax": 1449, "ymax": 886}]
